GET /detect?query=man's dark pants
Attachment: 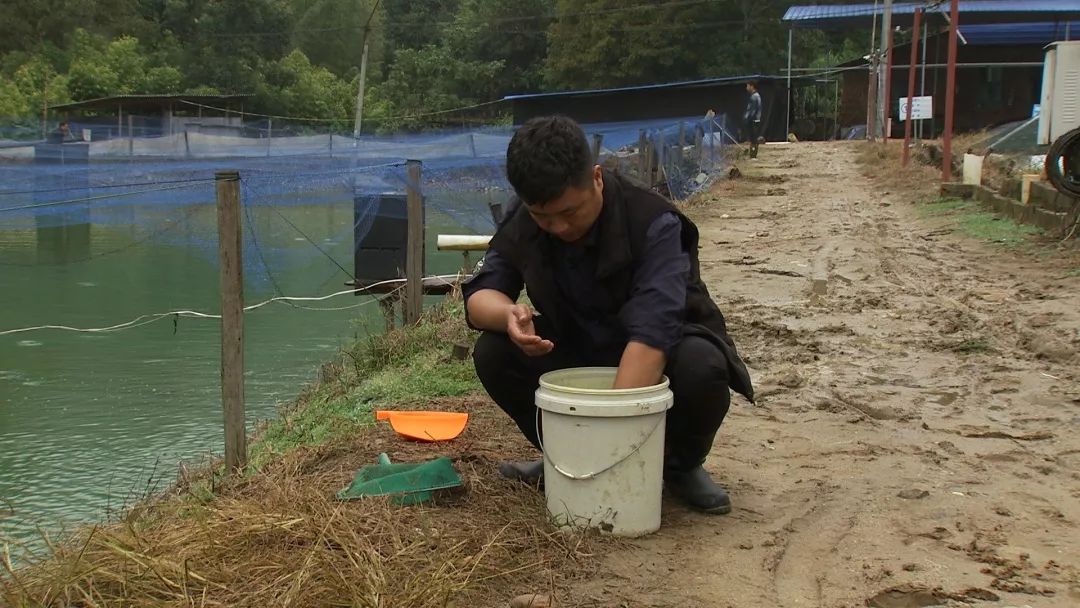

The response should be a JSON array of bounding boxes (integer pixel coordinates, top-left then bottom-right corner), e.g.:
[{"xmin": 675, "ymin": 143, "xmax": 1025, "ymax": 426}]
[
  {"xmin": 472, "ymin": 319, "xmax": 731, "ymax": 471},
  {"xmin": 748, "ymin": 121, "xmax": 761, "ymax": 159}
]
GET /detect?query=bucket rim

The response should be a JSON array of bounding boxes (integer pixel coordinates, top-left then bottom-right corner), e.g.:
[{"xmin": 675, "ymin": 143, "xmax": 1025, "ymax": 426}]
[{"xmin": 538, "ymin": 367, "xmax": 670, "ymax": 396}]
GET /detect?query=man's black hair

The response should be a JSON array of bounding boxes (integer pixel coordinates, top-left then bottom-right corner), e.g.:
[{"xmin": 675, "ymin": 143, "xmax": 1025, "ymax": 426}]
[{"xmin": 506, "ymin": 115, "xmax": 594, "ymax": 206}]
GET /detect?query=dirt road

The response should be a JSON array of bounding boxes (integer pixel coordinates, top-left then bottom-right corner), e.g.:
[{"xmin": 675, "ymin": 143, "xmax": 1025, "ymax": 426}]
[{"xmin": 573, "ymin": 142, "xmax": 1080, "ymax": 607}]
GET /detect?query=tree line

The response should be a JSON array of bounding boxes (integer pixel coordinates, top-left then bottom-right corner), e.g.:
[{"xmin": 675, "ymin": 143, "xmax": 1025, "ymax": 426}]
[{"xmin": 0, "ymin": 0, "xmax": 866, "ymax": 133}]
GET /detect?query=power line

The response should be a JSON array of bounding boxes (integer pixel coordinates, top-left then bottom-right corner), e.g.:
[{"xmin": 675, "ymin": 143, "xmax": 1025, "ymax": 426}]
[{"xmin": 176, "ymin": 98, "xmax": 506, "ymax": 125}]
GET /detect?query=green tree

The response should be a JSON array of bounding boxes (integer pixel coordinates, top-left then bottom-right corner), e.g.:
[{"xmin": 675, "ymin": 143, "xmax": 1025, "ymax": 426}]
[
  {"xmin": 11, "ymin": 57, "xmax": 71, "ymax": 115},
  {"xmin": 291, "ymin": 0, "xmax": 383, "ymax": 78},
  {"xmin": 273, "ymin": 49, "xmax": 354, "ymax": 121},
  {"xmin": 379, "ymin": 0, "xmax": 459, "ymax": 61},
  {"xmin": 445, "ymin": 0, "xmax": 552, "ymax": 96},
  {"xmin": 0, "ymin": 0, "xmax": 155, "ymax": 56},
  {"xmin": 544, "ymin": 0, "xmax": 731, "ymax": 90},
  {"xmin": 180, "ymin": 0, "xmax": 293, "ymax": 93},
  {"xmin": 369, "ymin": 44, "xmax": 500, "ymax": 130},
  {"xmin": 67, "ymin": 59, "xmax": 120, "ymax": 100},
  {"xmin": 144, "ymin": 65, "xmax": 184, "ymax": 92}
]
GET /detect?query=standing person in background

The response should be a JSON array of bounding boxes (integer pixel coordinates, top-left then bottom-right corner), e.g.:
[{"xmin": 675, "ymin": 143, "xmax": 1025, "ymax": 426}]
[
  {"xmin": 744, "ymin": 81, "xmax": 763, "ymax": 159},
  {"xmin": 47, "ymin": 120, "xmax": 77, "ymax": 144}
]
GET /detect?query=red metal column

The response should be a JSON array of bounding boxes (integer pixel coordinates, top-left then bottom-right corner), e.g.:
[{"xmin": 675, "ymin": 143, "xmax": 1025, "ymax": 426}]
[
  {"xmin": 902, "ymin": 9, "xmax": 923, "ymax": 167},
  {"xmin": 942, "ymin": 0, "xmax": 960, "ymax": 181}
]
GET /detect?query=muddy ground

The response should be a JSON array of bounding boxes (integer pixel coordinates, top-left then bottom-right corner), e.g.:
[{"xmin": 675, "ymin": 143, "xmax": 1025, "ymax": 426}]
[
  {"xmin": 8, "ymin": 142, "xmax": 1078, "ymax": 608},
  {"xmin": 559, "ymin": 141, "xmax": 1080, "ymax": 607},
  {"xmin": 343, "ymin": 141, "xmax": 1080, "ymax": 608}
]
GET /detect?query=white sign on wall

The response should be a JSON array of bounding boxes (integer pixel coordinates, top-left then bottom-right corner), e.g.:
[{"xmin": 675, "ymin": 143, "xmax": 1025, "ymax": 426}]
[{"xmin": 897, "ymin": 96, "xmax": 933, "ymax": 121}]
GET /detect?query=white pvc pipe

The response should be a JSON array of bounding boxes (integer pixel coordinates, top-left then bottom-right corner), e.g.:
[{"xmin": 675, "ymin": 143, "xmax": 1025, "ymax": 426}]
[{"xmin": 436, "ymin": 234, "xmax": 492, "ymax": 251}]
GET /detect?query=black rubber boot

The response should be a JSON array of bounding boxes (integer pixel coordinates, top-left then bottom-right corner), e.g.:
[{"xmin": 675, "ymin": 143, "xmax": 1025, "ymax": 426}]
[
  {"xmin": 498, "ymin": 459, "xmax": 544, "ymax": 485},
  {"xmin": 664, "ymin": 465, "xmax": 732, "ymax": 514},
  {"xmin": 664, "ymin": 431, "xmax": 731, "ymax": 514}
]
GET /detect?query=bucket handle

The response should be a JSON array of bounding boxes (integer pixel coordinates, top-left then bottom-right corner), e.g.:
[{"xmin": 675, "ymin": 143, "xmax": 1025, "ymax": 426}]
[{"xmin": 535, "ymin": 409, "xmax": 665, "ymax": 481}]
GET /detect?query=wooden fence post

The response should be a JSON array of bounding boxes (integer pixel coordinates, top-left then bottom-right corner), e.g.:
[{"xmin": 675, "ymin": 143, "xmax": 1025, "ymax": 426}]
[
  {"xmin": 215, "ymin": 170, "xmax": 246, "ymax": 474},
  {"xmin": 404, "ymin": 160, "xmax": 424, "ymax": 325},
  {"xmin": 591, "ymin": 133, "xmax": 603, "ymax": 162}
]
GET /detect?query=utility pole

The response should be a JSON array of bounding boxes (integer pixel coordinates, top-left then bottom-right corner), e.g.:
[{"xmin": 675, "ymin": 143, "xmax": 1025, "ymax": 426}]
[
  {"xmin": 877, "ymin": 0, "xmax": 893, "ymax": 140},
  {"xmin": 867, "ymin": 52, "xmax": 879, "ymax": 141},
  {"xmin": 352, "ymin": 0, "xmax": 381, "ymax": 140},
  {"xmin": 353, "ymin": 40, "xmax": 370, "ymax": 139}
]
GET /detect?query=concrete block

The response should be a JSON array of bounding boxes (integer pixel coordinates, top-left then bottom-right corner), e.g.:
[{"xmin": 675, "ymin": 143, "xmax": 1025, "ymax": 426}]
[
  {"xmin": 1030, "ymin": 183, "xmax": 1080, "ymax": 213},
  {"xmin": 1021, "ymin": 174, "xmax": 1042, "ymax": 204},
  {"xmin": 1029, "ymin": 182, "xmax": 1055, "ymax": 208},
  {"xmin": 974, "ymin": 186, "xmax": 997, "ymax": 206},
  {"xmin": 1033, "ymin": 208, "xmax": 1067, "ymax": 232},
  {"xmin": 941, "ymin": 182, "xmax": 974, "ymax": 199}
]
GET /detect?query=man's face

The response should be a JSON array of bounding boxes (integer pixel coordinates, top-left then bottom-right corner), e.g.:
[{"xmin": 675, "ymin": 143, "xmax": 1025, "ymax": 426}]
[
  {"xmin": 525, "ymin": 165, "xmax": 604, "ymax": 243},
  {"xmin": 746, "ymin": 84, "xmax": 753, "ymax": 93}
]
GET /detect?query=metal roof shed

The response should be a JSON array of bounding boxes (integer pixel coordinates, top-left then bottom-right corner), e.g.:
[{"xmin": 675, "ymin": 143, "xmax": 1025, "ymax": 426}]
[{"xmin": 782, "ymin": 1, "xmax": 1080, "ymax": 30}]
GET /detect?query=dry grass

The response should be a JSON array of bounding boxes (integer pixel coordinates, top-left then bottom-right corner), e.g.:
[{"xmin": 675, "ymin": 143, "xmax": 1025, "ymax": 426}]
[
  {"xmin": 1, "ymin": 400, "xmax": 609, "ymax": 608},
  {"xmin": 1, "ymin": 297, "xmax": 612, "ymax": 607},
  {"xmin": 856, "ymin": 140, "xmax": 941, "ymax": 199}
]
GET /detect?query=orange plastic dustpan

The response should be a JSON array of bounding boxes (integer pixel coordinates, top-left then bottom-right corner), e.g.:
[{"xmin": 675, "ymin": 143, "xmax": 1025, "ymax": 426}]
[{"xmin": 375, "ymin": 410, "xmax": 468, "ymax": 442}]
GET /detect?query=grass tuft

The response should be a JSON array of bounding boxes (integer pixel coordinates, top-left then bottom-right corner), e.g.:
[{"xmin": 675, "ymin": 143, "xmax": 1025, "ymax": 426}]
[{"xmin": 917, "ymin": 197, "xmax": 1040, "ymax": 247}]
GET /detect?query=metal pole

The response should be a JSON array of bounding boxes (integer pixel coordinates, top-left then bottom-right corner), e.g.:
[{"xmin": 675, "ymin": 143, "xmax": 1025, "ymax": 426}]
[
  {"xmin": 353, "ymin": 40, "xmax": 370, "ymax": 139},
  {"xmin": 942, "ymin": 0, "xmax": 960, "ymax": 182},
  {"xmin": 834, "ymin": 78, "xmax": 840, "ymax": 140},
  {"xmin": 919, "ymin": 19, "xmax": 928, "ymax": 140},
  {"xmin": 902, "ymin": 9, "xmax": 923, "ymax": 167},
  {"xmin": 787, "ymin": 28, "xmax": 793, "ymax": 138},
  {"xmin": 878, "ymin": 0, "xmax": 893, "ymax": 140},
  {"xmin": 867, "ymin": 0, "xmax": 879, "ymax": 141},
  {"xmin": 867, "ymin": 55, "xmax": 879, "ymax": 141}
]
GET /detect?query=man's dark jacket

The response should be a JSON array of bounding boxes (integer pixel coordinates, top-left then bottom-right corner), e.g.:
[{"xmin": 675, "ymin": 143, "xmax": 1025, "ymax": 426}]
[{"xmin": 488, "ymin": 170, "xmax": 754, "ymax": 403}]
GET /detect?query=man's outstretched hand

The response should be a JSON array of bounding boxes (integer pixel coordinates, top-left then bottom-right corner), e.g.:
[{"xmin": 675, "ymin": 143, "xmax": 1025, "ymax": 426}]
[{"xmin": 507, "ymin": 304, "xmax": 554, "ymax": 357}]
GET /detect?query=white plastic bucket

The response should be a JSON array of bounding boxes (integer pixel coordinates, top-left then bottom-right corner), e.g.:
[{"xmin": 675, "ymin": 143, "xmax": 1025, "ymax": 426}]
[{"xmin": 536, "ymin": 367, "xmax": 673, "ymax": 537}]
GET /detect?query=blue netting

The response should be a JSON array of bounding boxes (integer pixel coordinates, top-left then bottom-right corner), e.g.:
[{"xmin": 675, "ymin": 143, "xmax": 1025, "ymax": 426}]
[{"xmin": 1, "ymin": 116, "xmax": 729, "ymax": 272}]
